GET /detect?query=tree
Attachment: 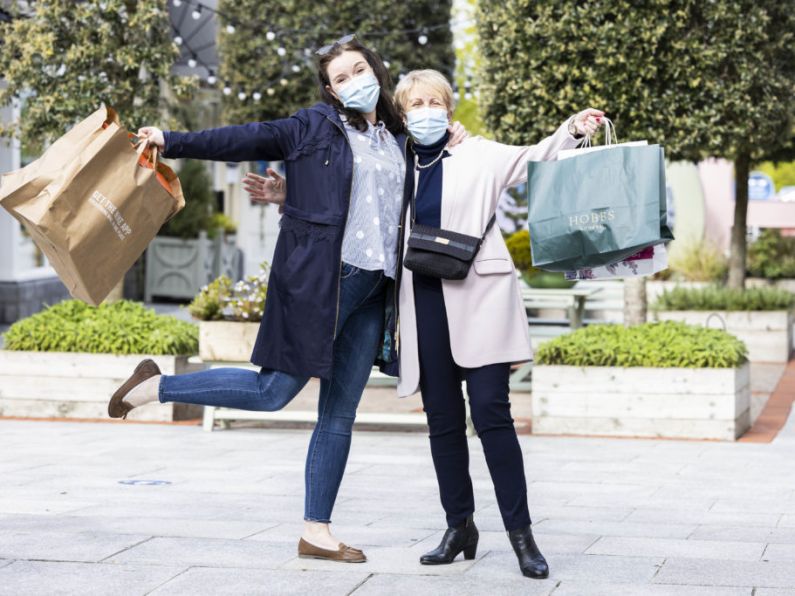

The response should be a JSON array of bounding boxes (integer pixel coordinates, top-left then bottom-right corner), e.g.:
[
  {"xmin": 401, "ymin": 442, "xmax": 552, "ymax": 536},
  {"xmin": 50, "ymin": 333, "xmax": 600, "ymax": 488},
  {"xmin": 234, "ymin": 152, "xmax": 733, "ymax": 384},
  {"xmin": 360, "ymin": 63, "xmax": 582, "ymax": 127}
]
[
  {"xmin": 477, "ymin": 1, "xmax": 795, "ymax": 314},
  {"xmin": 216, "ymin": 0, "xmax": 454, "ymax": 124},
  {"xmin": 0, "ymin": 0, "xmax": 195, "ymax": 145}
]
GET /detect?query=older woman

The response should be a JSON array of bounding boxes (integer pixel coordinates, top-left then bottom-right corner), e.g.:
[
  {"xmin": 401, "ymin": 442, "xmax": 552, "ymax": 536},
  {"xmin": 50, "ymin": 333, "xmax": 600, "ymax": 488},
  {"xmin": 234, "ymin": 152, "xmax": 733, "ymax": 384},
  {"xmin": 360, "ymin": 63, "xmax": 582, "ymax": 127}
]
[{"xmin": 393, "ymin": 70, "xmax": 602, "ymax": 579}]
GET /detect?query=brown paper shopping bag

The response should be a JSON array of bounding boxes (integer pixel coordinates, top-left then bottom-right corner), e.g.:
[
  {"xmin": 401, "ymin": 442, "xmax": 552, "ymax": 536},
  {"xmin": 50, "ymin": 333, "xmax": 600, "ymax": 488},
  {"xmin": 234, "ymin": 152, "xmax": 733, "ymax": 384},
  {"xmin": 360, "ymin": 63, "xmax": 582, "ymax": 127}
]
[{"xmin": 0, "ymin": 105, "xmax": 184, "ymax": 305}]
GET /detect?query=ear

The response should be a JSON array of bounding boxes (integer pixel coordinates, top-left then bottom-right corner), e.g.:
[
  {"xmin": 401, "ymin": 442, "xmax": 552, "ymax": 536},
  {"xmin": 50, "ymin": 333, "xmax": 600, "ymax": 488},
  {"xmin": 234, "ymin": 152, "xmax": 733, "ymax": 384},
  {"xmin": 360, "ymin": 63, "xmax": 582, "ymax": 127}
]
[{"xmin": 325, "ymin": 84, "xmax": 339, "ymax": 102}]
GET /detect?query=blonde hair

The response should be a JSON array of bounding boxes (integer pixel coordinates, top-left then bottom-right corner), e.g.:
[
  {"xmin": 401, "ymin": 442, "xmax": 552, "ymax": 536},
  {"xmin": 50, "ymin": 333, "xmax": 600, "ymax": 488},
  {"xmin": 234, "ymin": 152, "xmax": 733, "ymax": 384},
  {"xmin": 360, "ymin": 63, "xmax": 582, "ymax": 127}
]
[{"xmin": 394, "ymin": 69, "xmax": 455, "ymax": 116}]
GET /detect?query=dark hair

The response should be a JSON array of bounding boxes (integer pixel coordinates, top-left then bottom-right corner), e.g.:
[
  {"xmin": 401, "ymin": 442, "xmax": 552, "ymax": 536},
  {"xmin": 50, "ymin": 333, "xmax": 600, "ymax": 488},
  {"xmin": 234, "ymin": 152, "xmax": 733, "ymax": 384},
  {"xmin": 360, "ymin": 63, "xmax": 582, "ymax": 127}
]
[{"xmin": 316, "ymin": 38, "xmax": 405, "ymax": 136}]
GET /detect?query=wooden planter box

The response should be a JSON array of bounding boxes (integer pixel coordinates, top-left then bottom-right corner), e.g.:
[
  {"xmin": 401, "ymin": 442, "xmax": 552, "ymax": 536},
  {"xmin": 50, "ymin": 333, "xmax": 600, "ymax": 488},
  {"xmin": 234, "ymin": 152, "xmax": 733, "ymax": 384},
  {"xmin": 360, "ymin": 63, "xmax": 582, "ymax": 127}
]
[
  {"xmin": 199, "ymin": 321, "xmax": 259, "ymax": 362},
  {"xmin": 532, "ymin": 363, "xmax": 751, "ymax": 441},
  {"xmin": 0, "ymin": 351, "xmax": 205, "ymax": 421},
  {"xmin": 654, "ymin": 310, "xmax": 793, "ymax": 362}
]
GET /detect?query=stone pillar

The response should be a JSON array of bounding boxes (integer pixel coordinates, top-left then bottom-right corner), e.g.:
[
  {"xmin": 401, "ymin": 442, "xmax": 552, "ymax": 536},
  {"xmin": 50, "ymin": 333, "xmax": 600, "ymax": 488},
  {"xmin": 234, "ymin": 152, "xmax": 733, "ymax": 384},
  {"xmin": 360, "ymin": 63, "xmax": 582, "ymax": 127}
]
[
  {"xmin": 0, "ymin": 93, "xmax": 22, "ymax": 282},
  {"xmin": 0, "ymin": 91, "xmax": 70, "ymax": 323}
]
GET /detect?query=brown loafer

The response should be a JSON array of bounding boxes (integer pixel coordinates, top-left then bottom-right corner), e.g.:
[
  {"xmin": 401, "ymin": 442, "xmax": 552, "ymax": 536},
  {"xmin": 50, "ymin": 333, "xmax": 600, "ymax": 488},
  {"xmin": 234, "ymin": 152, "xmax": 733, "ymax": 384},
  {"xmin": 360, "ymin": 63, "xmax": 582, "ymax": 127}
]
[
  {"xmin": 108, "ymin": 359, "xmax": 161, "ymax": 419},
  {"xmin": 297, "ymin": 538, "xmax": 367, "ymax": 563}
]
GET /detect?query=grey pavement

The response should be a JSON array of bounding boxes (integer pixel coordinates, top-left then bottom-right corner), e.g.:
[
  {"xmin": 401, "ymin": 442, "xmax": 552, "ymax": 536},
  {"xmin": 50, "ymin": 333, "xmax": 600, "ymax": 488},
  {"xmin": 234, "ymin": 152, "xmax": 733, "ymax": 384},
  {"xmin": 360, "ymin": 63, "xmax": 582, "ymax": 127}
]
[{"xmin": 0, "ymin": 413, "xmax": 794, "ymax": 596}]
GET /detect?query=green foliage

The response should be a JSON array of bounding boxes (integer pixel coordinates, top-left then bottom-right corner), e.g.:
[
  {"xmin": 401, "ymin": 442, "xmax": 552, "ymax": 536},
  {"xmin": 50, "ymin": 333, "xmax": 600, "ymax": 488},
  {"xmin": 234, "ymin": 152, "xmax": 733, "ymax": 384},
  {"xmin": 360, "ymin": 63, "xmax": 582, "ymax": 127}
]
[
  {"xmin": 668, "ymin": 239, "xmax": 728, "ymax": 282},
  {"xmin": 505, "ymin": 229, "xmax": 533, "ymax": 271},
  {"xmin": 216, "ymin": 0, "xmax": 455, "ymax": 123},
  {"xmin": 188, "ymin": 262, "xmax": 270, "ymax": 322},
  {"xmin": 159, "ymin": 160, "xmax": 216, "ymax": 238},
  {"xmin": 653, "ymin": 286, "xmax": 795, "ymax": 311},
  {"xmin": 3, "ymin": 300, "xmax": 198, "ymax": 355},
  {"xmin": 188, "ymin": 276, "xmax": 233, "ymax": 321},
  {"xmin": 206, "ymin": 213, "xmax": 238, "ymax": 239},
  {"xmin": 476, "ymin": 1, "xmax": 795, "ymax": 163},
  {"xmin": 0, "ymin": 0, "xmax": 196, "ymax": 145},
  {"xmin": 747, "ymin": 229, "xmax": 795, "ymax": 279},
  {"xmin": 757, "ymin": 161, "xmax": 795, "ymax": 192},
  {"xmin": 535, "ymin": 321, "xmax": 747, "ymax": 368}
]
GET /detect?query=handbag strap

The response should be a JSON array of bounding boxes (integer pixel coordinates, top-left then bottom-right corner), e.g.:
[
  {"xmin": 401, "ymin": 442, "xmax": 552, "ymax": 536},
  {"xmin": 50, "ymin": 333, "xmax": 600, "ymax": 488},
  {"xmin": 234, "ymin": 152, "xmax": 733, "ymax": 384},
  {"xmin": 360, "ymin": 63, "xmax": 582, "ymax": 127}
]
[{"xmin": 409, "ymin": 154, "xmax": 497, "ymax": 244}]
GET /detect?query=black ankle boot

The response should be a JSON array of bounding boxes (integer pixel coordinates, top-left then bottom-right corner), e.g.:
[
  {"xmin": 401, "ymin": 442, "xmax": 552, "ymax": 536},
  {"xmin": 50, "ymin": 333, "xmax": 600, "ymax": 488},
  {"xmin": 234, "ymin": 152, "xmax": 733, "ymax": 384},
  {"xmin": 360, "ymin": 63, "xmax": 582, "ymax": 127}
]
[
  {"xmin": 420, "ymin": 516, "xmax": 479, "ymax": 565},
  {"xmin": 508, "ymin": 525, "xmax": 549, "ymax": 579}
]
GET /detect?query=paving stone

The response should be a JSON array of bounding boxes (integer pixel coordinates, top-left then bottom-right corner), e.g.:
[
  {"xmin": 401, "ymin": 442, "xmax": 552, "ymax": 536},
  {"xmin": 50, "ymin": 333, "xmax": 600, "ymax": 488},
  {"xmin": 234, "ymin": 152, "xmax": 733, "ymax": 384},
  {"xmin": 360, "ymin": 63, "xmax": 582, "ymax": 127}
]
[
  {"xmin": 466, "ymin": 551, "xmax": 663, "ymax": 583},
  {"xmin": 689, "ymin": 526, "xmax": 795, "ymax": 545},
  {"xmin": 533, "ymin": 519, "xmax": 696, "ymax": 539},
  {"xmin": 552, "ymin": 582, "xmax": 751, "ymax": 596},
  {"xmin": 282, "ymin": 545, "xmax": 480, "ymax": 576},
  {"xmin": 352, "ymin": 573, "xmax": 557, "ymax": 596},
  {"xmin": 107, "ymin": 536, "xmax": 296, "ymax": 569},
  {"xmin": 150, "ymin": 567, "xmax": 370, "ymax": 595},
  {"xmin": 762, "ymin": 544, "xmax": 795, "ymax": 562},
  {"xmin": 0, "ymin": 513, "xmax": 274, "ymax": 540},
  {"xmin": 246, "ymin": 522, "xmax": 437, "ymax": 548},
  {"xmin": 585, "ymin": 536, "xmax": 765, "ymax": 561},
  {"xmin": 410, "ymin": 529, "xmax": 598, "ymax": 557},
  {"xmin": 653, "ymin": 558, "xmax": 795, "ymax": 588},
  {"xmin": 0, "ymin": 560, "xmax": 185, "ymax": 596},
  {"xmin": 625, "ymin": 509, "xmax": 782, "ymax": 528},
  {"xmin": 0, "ymin": 530, "xmax": 150, "ymax": 562}
]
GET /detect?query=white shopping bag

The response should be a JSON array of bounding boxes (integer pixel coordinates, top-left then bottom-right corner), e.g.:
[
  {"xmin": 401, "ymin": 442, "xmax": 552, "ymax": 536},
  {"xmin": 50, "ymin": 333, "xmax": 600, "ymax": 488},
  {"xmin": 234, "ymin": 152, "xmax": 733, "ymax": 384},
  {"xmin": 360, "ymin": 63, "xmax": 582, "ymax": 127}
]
[{"xmin": 564, "ymin": 243, "xmax": 669, "ymax": 281}]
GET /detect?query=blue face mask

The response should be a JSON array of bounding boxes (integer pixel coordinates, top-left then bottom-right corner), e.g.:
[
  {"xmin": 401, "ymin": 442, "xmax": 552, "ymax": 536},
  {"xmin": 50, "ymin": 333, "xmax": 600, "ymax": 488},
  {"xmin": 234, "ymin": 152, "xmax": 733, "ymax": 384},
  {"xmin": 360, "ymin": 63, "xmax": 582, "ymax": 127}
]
[
  {"xmin": 336, "ymin": 72, "xmax": 380, "ymax": 113},
  {"xmin": 406, "ymin": 107, "xmax": 449, "ymax": 146}
]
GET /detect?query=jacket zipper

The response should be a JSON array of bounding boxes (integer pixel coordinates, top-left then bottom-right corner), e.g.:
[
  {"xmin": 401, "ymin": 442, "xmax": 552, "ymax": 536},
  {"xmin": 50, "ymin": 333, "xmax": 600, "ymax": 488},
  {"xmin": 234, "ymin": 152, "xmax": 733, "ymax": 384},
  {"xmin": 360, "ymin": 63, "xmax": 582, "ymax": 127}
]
[{"xmin": 326, "ymin": 116, "xmax": 354, "ymax": 341}]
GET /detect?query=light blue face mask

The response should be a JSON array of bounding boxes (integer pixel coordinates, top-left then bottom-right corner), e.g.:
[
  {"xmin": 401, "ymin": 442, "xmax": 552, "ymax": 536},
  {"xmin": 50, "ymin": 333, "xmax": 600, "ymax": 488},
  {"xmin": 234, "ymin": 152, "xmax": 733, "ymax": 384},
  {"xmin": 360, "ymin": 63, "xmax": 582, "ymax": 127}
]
[
  {"xmin": 406, "ymin": 107, "xmax": 449, "ymax": 146},
  {"xmin": 336, "ymin": 72, "xmax": 381, "ymax": 113}
]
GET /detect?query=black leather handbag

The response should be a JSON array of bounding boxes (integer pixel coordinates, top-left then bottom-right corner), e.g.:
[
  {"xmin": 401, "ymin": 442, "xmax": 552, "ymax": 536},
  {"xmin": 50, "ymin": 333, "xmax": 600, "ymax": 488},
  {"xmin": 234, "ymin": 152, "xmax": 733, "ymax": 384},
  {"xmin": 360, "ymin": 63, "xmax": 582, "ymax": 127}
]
[{"xmin": 403, "ymin": 191, "xmax": 497, "ymax": 280}]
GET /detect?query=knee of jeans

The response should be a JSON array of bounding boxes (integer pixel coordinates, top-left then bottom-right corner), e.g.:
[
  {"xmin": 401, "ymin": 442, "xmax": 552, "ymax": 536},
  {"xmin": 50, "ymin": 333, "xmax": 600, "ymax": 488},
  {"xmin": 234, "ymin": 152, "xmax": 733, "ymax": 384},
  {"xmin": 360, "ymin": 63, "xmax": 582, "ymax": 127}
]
[
  {"xmin": 425, "ymin": 410, "xmax": 467, "ymax": 439},
  {"xmin": 319, "ymin": 412, "xmax": 356, "ymax": 437},
  {"xmin": 470, "ymin": 399, "xmax": 514, "ymax": 435}
]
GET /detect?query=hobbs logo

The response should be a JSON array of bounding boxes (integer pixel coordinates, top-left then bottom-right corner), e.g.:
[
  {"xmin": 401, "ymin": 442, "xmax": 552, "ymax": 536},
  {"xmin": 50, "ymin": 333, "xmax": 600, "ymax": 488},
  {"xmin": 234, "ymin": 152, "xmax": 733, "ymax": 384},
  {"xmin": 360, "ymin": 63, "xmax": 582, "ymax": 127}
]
[{"xmin": 569, "ymin": 210, "xmax": 615, "ymax": 227}]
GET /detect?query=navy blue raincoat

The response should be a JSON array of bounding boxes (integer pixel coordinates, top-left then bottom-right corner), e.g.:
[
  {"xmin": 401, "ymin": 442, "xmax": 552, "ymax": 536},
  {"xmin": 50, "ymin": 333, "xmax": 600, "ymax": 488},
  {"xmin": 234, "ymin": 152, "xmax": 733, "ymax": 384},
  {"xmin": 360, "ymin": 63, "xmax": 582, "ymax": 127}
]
[{"xmin": 163, "ymin": 102, "xmax": 410, "ymax": 379}]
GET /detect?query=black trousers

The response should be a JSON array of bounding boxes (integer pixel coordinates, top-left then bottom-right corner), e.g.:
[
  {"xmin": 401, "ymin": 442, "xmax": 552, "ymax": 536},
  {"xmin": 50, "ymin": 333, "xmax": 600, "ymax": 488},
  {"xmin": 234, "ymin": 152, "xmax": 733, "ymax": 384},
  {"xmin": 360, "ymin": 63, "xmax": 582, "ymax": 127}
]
[{"xmin": 413, "ymin": 274, "xmax": 531, "ymax": 532}]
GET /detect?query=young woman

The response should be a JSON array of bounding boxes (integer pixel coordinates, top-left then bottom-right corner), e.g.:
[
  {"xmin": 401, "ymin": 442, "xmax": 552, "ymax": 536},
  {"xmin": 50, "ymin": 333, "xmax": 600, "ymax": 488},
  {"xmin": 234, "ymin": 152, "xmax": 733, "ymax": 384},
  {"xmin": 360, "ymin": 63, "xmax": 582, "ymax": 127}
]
[
  {"xmin": 392, "ymin": 70, "xmax": 602, "ymax": 579},
  {"xmin": 110, "ymin": 37, "xmax": 466, "ymax": 562}
]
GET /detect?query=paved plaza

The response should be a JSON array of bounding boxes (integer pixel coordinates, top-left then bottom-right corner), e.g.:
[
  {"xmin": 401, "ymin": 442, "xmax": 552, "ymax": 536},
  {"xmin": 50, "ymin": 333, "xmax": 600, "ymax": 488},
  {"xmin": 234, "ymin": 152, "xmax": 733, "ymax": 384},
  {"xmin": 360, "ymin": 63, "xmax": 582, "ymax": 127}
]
[{"xmin": 0, "ymin": 411, "xmax": 794, "ymax": 595}]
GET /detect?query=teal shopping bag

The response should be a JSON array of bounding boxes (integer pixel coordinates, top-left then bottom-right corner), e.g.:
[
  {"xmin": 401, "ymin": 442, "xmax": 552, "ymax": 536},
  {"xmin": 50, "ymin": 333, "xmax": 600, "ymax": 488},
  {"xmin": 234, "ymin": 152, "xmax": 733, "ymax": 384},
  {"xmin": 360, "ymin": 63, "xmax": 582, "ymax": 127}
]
[{"xmin": 527, "ymin": 145, "xmax": 672, "ymax": 272}]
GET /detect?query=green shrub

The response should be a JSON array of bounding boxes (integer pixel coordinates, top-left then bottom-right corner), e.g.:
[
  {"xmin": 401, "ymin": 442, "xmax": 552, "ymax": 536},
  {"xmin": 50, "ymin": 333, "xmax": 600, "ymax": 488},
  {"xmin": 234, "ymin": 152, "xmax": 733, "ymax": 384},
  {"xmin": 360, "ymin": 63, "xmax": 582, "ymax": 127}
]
[
  {"xmin": 535, "ymin": 321, "xmax": 747, "ymax": 368},
  {"xmin": 188, "ymin": 275, "xmax": 232, "ymax": 321},
  {"xmin": 3, "ymin": 300, "xmax": 198, "ymax": 355},
  {"xmin": 653, "ymin": 286, "xmax": 795, "ymax": 311},
  {"xmin": 159, "ymin": 159, "xmax": 216, "ymax": 239},
  {"xmin": 206, "ymin": 213, "xmax": 238, "ymax": 239},
  {"xmin": 747, "ymin": 229, "xmax": 795, "ymax": 279},
  {"xmin": 668, "ymin": 239, "xmax": 728, "ymax": 282},
  {"xmin": 505, "ymin": 229, "xmax": 533, "ymax": 272}
]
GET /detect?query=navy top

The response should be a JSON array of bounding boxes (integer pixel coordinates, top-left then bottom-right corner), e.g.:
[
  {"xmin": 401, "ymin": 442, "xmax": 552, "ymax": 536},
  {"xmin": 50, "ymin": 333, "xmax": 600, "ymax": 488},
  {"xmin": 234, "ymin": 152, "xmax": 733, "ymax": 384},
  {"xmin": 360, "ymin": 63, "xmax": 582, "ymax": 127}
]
[{"xmin": 412, "ymin": 131, "xmax": 450, "ymax": 228}]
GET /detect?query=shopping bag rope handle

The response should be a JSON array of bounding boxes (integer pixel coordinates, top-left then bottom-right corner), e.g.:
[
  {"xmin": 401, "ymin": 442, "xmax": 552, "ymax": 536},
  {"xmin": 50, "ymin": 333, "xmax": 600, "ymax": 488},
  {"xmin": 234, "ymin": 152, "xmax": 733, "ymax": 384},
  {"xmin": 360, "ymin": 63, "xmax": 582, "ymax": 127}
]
[
  {"xmin": 581, "ymin": 117, "xmax": 617, "ymax": 148},
  {"xmin": 132, "ymin": 135, "xmax": 158, "ymax": 166}
]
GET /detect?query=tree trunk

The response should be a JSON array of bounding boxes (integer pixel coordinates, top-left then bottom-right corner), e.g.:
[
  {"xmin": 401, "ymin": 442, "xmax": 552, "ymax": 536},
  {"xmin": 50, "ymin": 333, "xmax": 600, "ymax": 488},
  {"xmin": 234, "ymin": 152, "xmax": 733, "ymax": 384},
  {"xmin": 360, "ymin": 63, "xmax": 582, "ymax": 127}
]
[
  {"xmin": 727, "ymin": 154, "xmax": 750, "ymax": 290},
  {"xmin": 623, "ymin": 277, "xmax": 647, "ymax": 327}
]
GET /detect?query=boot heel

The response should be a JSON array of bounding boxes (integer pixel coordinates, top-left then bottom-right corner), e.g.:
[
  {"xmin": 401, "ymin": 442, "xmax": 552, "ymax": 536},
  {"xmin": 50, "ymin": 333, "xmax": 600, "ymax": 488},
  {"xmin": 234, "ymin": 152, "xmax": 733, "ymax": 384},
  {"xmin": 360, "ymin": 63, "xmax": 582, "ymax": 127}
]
[{"xmin": 463, "ymin": 541, "xmax": 478, "ymax": 560}]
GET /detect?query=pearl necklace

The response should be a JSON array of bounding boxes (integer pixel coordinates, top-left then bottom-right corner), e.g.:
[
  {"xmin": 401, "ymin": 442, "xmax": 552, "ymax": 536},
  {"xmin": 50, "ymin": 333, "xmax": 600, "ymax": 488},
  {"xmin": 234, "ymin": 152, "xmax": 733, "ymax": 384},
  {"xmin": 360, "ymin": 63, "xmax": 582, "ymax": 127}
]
[{"xmin": 415, "ymin": 149, "xmax": 446, "ymax": 170}]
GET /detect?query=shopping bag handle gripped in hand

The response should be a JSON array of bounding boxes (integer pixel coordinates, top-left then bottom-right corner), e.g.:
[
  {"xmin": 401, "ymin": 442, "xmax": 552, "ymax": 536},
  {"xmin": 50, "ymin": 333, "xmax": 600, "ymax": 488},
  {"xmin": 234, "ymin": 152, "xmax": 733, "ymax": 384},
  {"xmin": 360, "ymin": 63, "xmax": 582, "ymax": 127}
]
[{"xmin": 580, "ymin": 117, "xmax": 617, "ymax": 149}]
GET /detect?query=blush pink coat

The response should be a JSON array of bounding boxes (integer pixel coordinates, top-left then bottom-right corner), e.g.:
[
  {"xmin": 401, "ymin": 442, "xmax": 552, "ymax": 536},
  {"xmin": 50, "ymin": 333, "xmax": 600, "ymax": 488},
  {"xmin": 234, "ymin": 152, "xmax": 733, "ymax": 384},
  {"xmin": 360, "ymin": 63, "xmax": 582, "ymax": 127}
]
[{"xmin": 397, "ymin": 120, "xmax": 580, "ymax": 397}]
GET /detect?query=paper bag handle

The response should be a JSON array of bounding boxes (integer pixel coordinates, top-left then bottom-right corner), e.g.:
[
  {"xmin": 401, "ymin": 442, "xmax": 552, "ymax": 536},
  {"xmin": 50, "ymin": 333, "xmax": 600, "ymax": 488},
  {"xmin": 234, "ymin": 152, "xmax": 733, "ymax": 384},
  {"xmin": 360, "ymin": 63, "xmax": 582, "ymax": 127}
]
[
  {"xmin": 581, "ymin": 117, "xmax": 617, "ymax": 148},
  {"xmin": 133, "ymin": 136, "xmax": 158, "ymax": 166}
]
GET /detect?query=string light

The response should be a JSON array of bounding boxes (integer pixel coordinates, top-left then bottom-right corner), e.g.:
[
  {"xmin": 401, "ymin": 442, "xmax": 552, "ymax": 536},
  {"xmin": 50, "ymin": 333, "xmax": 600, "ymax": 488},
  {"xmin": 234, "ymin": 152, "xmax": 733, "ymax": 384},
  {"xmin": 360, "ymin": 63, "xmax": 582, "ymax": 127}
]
[{"xmin": 168, "ymin": 0, "xmax": 470, "ymax": 103}]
